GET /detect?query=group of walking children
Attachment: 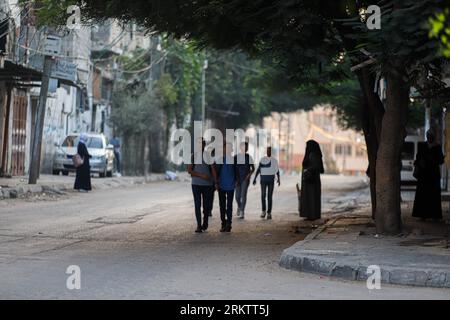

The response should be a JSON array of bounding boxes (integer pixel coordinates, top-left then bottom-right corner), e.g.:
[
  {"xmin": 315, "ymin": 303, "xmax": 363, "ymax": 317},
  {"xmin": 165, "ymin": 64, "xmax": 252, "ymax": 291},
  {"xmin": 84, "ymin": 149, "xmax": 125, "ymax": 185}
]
[{"xmin": 188, "ymin": 139, "xmax": 280, "ymax": 233}]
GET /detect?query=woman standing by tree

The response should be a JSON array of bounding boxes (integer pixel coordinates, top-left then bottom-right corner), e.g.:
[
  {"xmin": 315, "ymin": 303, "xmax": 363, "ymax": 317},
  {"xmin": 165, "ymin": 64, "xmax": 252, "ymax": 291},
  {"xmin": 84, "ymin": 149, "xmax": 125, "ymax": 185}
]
[
  {"xmin": 74, "ymin": 134, "xmax": 92, "ymax": 192},
  {"xmin": 300, "ymin": 140, "xmax": 324, "ymax": 221},
  {"xmin": 412, "ymin": 130, "xmax": 444, "ymax": 221}
]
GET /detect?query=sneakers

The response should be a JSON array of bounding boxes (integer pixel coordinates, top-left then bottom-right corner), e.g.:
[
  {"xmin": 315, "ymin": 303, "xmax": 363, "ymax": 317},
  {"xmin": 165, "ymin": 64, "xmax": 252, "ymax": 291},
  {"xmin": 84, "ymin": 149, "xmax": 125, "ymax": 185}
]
[
  {"xmin": 260, "ymin": 211, "xmax": 266, "ymax": 218},
  {"xmin": 237, "ymin": 209, "xmax": 245, "ymax": 219},
  {"xmin": 267, "ymin": 213, "xmax": 272, "ymax": 220}
]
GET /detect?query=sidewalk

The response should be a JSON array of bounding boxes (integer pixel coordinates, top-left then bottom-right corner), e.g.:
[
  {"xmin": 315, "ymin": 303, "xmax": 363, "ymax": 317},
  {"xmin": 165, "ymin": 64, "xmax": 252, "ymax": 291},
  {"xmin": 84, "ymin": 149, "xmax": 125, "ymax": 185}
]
[
  {"xmin": 0, "ymin": 172, "xmax": 183, "ymax": 200},
  {"xmin": 280, "ymin": 207, "xmax": 450, "ymax": 288}
]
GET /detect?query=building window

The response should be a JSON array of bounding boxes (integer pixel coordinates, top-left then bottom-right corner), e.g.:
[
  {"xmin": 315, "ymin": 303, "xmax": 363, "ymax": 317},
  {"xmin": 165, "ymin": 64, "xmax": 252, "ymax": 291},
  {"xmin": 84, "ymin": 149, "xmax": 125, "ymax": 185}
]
[
  {"xmin": 335, "ymin": 144, "xmax": 352, "ymax": 156},
  {"xmin": 356, "ymin": 147, "xmax": 365, "ymax": 157}
]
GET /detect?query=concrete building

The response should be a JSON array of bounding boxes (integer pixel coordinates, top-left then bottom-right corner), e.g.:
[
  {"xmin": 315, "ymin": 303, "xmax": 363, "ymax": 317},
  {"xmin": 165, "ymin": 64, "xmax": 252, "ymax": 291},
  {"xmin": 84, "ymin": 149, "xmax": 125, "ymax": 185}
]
[
  {"xmin": 0, "ymin": 3, "xmax": 146, "ymax": 176},
  {"xmin": 262, "ymin": 105, "xmax": 368, "ymax": 175}
]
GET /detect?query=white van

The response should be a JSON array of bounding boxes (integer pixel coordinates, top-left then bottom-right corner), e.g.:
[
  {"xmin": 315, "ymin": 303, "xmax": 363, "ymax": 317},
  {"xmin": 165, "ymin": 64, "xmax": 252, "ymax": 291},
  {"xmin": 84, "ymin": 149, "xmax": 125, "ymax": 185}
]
[{"xmin": 400, "ymin": 135, "xmax": 423, "ymax": 185}]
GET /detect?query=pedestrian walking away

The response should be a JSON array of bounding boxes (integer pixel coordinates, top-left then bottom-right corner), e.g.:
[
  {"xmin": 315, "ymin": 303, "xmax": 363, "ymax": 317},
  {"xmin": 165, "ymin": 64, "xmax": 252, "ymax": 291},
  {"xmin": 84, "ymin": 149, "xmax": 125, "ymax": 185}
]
[
  {"xmin": 215, "ymin": 142, "xmax": 239, "ymax": 232},
  {"xmin": 300, "ymin": 140, "xmax": 324, "ymax": 221},
  {"xmin": 74, "ymin": 134, "xmax": 92, "ymax": 192},
  {"xmin": 110, "ymin": 134, "xmax": 122, "ymax": 175},
  {"xmin": 234, "ymin": 141, "xmax": 255, "ymax": 219},
  {"xmin": 412, "ymin": 129, "xmax": 445, "ymax": 221},
  {"xmin": 253, "ymin": 147, "xmax": 280, "ymax": 220},
  {"xmin": 188, "ymin": 139, "xmax": 217, "ymax": 233},
  {"xmin": 206, "ymin": 144, "xmax": 218, "ymax": 217}
]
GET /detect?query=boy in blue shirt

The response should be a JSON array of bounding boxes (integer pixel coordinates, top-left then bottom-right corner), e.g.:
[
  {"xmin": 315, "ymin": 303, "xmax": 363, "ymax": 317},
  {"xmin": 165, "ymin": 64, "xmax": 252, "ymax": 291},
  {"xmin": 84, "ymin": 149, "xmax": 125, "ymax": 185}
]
[{"xmin": 215, "ymin": 142, "xmax": 239, "ymax": 232}]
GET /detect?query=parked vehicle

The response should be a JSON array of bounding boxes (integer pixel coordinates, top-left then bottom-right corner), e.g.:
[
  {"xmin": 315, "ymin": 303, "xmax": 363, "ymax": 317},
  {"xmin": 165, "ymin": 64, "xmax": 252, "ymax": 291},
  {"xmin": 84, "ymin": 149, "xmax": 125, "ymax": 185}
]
[
  {"xmin": 53, "ymin": 133, "xmax": 114, "ymax": 178},
  {"xmin": 401, "ymin": 135, "xmax": 423, "ymax": 185}
]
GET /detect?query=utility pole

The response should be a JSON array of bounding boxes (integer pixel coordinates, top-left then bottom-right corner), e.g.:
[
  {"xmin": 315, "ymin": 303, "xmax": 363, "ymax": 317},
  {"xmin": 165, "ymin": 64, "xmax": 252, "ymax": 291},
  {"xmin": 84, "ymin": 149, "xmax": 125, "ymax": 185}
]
[
  {"xmin": 29, "ymin": 35, "xmax": 59, "ymax": 184},
  {"xmin": 425, "ymin": 99, "xmax": 431, "ymax": 138},
  {"xmin": 287, "ymin": 115, "xmax": 291, "ymax": 172},
  {"xmin": 201, "ymin": 59, "xmax": 208, "ymax": 134}
]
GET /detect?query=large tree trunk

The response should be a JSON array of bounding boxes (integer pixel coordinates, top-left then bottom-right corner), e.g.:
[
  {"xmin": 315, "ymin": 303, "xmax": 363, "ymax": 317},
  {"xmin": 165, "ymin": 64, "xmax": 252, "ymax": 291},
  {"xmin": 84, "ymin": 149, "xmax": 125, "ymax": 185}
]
[
  {"xmin": 356, "ymin": 68, "xmax": 385, "ymax": 219},
  {"xmin": 328, "ymin": 1, "xmax": 385, "ymax": 221},
  {"xmin": 375, "ymin": 70, "xmax": 409, "ymax": 234}
]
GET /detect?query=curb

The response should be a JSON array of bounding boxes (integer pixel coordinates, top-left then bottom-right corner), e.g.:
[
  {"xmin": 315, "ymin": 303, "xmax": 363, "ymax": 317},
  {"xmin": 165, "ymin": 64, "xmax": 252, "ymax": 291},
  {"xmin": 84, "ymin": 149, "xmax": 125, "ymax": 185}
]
[
  {"xmin": 279, "ymin": 217, "xmax": 450, "ymax": 288},
  {"xmin": 279, "ymin": 249, "xmax": 450, "ymax": 288},
  {"xmin": 0, "ymin": 174, "xmax": 168, "ymax": 200}
]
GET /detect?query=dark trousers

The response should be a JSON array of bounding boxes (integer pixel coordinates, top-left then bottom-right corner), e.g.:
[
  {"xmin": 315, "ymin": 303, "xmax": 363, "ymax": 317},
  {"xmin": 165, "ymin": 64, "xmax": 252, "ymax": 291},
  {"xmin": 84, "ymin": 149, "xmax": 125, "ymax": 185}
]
[
  {"xmin": 235, "ymin": 179, "xmax": 250, "ymax": 212},
  {"xmin": 261, "ymin": 182, "xmax": 274, "ymax": 214},
  {"xmin": 114, "ymin": 151, "xmax": 121, "ymax": 173},
  {"xmin": 219, "ymin": 189, "xmax": 234, "ymax": 226},
  {"xmin": 209, "ymin": 188, "xmax": 216, "ymax": 214},
  {"xmin": 192, "ymin": 185, "xmax": 213, "ymax": 227}
]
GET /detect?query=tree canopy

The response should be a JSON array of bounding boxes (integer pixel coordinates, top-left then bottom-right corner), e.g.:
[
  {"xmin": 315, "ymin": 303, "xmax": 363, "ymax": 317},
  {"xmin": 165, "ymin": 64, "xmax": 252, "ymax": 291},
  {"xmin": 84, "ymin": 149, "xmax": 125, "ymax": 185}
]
[{"xmin": 31, "ymin": 0, "xmax": 450, "ymax": 234}]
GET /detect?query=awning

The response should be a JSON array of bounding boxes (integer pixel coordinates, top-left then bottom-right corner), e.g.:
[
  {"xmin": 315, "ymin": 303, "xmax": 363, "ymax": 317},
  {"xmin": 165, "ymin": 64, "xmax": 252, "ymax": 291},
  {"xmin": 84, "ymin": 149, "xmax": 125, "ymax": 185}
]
[{"xmin": 0, "ymin": 60, "xmax": 79, "ymax": 87}]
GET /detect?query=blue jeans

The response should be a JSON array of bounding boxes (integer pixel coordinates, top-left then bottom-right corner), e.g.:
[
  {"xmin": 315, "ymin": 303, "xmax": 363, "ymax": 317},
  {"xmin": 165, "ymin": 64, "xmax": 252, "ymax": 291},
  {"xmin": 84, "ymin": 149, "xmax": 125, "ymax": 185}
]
[
  {"xmin": 192, "ymin": 185, "xmax": 213, "ymax": 227},
  {"xmin": 235, "ymin": 179, "xmax": 250, "ymax": 213},
  {"xmin": 219, "ymin": 189, "xmax": 234, "ymax": 226}
]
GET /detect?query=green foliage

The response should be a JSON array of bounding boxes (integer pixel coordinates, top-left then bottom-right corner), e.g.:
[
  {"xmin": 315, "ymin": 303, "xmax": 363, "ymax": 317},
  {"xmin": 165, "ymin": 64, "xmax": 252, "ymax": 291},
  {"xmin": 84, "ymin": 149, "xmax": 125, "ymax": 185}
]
[
  {"xmin": 429, "ymin": 8, "xmax": 450, "ymax": 57},
  {"xmin": 34, "ymin": 0, "xmax": 450, "ymax": 133},
  {"xmin": 154, "ymin": 73, "xmax": 178, "ymax": 107},
  {"xmin": 27, "ymin": 0, "xmax": 80, "ymax": 28},
  {"xmin": 163, "ymin": 38, "xmax": 204, "ymax": 128},
  {"xmin": 204, "ymin": 50, "xmax": 263, "ymax": 128},
  {"xmin": 348, "ymin": 1, "xmax": 447, "ymax": 86},
  {"xmin": 110, "ymin": 85, "xmax": 163, "ymax": 136},
  {"xmin": 110, "ymin": 74, "xmax": 179, "ymax": 136}
]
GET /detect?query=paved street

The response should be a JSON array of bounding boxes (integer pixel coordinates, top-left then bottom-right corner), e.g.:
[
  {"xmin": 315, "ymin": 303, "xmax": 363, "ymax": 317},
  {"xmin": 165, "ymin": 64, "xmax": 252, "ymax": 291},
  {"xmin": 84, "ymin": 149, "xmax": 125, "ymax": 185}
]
[{"xmin": 0, "ymin": 175, "xmax": 449, "ymax": 299}]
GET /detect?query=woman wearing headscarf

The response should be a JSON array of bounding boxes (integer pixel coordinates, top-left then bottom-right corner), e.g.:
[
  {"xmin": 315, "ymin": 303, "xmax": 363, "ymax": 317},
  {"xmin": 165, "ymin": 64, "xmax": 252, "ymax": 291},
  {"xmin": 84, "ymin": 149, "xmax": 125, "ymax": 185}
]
[
  {"xmin": 300, "ymin": 140, "xmax": 324, "ymax": 220},
  {"xmin": 74, "ymin": 134, "xmax": 92, "ymax": 192},
  {"xmin": 412, "ymin": 130, "xmax": 444, "ymax": 220}
]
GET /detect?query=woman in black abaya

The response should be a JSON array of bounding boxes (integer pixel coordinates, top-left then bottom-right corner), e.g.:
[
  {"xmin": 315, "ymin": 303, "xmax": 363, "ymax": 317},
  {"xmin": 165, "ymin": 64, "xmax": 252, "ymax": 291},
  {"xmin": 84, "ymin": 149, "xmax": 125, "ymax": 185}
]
[
  {"xmin": 300, "ymin": 140, "xmax": 325, "ymax": 221},
  {"xmin": 412, "ymin": 130, "xmax": 444, "ymax": 220},
  {"xmin": 74, "ymin": 134, "xmax": 92, "ymax": 192}
]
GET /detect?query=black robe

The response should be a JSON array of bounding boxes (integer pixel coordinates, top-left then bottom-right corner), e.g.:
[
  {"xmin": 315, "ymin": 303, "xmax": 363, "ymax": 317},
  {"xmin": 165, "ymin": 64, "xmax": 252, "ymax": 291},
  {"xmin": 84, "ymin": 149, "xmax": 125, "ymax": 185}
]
[
  {"xmin": 74, "ymin": 142, "xmax": 92, "ymax": 191},
  {"xmin": 300, "ymin": 152, "xmax": 323, "ymax": 220},
  {"xmin": 412, "ymin": 143, "xmax": 444, "ymax": 219}
]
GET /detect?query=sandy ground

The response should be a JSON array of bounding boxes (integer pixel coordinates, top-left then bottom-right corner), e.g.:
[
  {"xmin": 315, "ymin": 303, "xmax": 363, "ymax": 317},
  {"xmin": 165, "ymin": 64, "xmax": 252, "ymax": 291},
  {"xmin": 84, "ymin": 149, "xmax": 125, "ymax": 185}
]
[{"xmin": 0, "ymin": 175, "xmax": 449, "ymax": 299}]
